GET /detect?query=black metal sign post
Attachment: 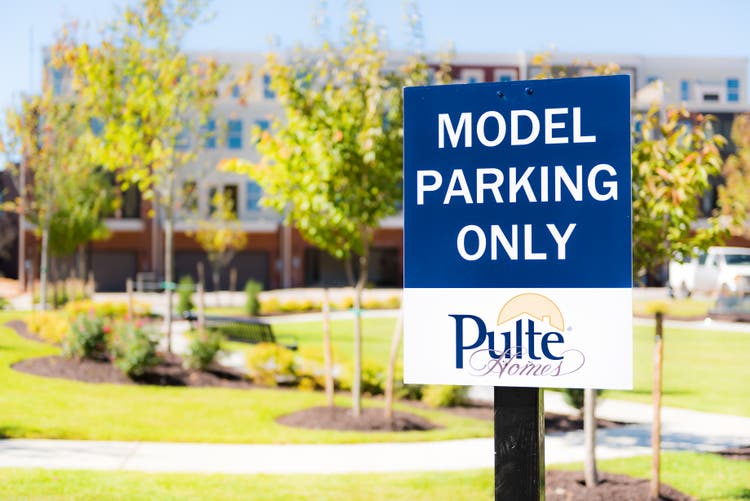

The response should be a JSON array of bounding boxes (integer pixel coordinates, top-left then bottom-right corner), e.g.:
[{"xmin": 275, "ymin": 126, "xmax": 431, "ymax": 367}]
[{"xmin": 494, "ymin": 387, "xmax": 545, "ymax": 500}]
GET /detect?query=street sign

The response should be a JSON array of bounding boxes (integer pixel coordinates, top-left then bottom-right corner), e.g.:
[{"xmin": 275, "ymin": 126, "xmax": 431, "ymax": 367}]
[{"xmin": 403, "ymin": 75, "xmax": 632, "ymax": 390}]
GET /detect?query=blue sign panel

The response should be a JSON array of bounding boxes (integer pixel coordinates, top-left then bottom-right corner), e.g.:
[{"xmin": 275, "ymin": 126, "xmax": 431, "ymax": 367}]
[{"xmin": 403, "ymin": 75, "xmax": 632, "ymax": 289}]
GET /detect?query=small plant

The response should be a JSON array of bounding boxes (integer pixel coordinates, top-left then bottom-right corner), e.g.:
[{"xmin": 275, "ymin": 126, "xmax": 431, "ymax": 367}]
[
  {"xmin": 110, "ymin": 321, "xmax": 161, "ymax": 378},
  {"xmin": 176, "ymin": 275, "xmax": 195, "ymax": 314},
  {"xmin": 394, "ymin": 366, "xmax": 423, "ymax": 401},
  {"xmin": 421, "ymin": 385, "xmax": 469, "ymax": 408},
  {"xmin": 185, "ymin": 329, "xmax": 223, "ymax": 370},
  {"xmin": 0, "ymin": 297, "xmax": 9, "ymax": 310},
  {"xmin": 383, "ymin": 295, "xmax": 401, "ymax": 309},
  {"xmin": 339, "ymin": 360, "xmax": 386, "ymax": 396},
  {"xmin": 62, "ymin": 313, "xmax": 108, "ymax": 360},
  {"xmin": 335, "ymin": 295, "xmax": 354, "ymax": 311},
  {"xmin": 561, "ymin": 388, "xmax": 602, "ymax": 414},
  {"xmin": 259, "ymin": 296, "xmax": 280, "ymax": 315},
  {"xmin": 244, "ymin": 280, "xmax": 262, "ymax": 316},
  {"xmin": 26, "ymin": 311, "xmax": 70, "ymax": 344},
  {"xmin": 64, "ymin": 300, "xmax": 132, "ymax": 320},
  {"xmin": 280, "ymin": 299, "xmax": 302, "ymax": 313},
  {"xmin": 246, "ymin": 342, "xmax": 297, "ymax": 386}
]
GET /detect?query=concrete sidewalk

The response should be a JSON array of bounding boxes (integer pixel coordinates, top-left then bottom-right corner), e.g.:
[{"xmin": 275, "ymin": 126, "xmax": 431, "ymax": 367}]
[{"xmin": 1, "ymin": 392, "xmax": 748, "ymax": 474}]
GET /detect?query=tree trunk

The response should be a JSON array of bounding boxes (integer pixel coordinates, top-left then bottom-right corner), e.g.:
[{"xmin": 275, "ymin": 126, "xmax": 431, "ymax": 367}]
[
  {"xmin": 39, "ymin": 224, "xmax": 50, "ymax": 311},
  {"xmin": 351, "ymin": 248, "xmax": 369, "ymax": 418},
  {"xmin": 212, "ymin": 269, "xmax": 220, "ymax": 307},
  {"xmin": 651, "ymin": 312, "xmax": 664, "ymax": 500},
  {"xmin": 126, "ymin": 278, "xmax": 134, "ymax": 324},
  {"xmin": 584, "ymin": 388, "xmax": 599, "ymax": 487},
  {"xmin": 197, "ymin": 281, "xmax": 206, "ymax": 334},
  {"xmin": 322, "ymin": 288, "xmax": 335, "ymax": 408},
  {"xmin": 164, "ymin": 183, "xmax": 175, "ymax": 353},
  {"xmin": 384, "ymin": 304, "xmax": 404, "ymax": 424}
]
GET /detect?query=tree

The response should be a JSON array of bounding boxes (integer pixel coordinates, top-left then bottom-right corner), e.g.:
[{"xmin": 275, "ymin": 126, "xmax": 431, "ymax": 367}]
[
  {"xmin": 62, "ymin": 0, "xmax": 227, "ymax": 349},
  {"xmin": 223, "ymin": 2, "xmax": 437, "ymax": 417},
  {"xmin": 719, "ymin": 113, "xmax": 750, "ymax": 236},
  {"xmin": 2, "ymin": 80, "xmax": 107, "ymax": 309},
  {"xmin": 190, "ymin": 189, "xmax": 248, "ymax": 302},
  {"xmin": 632, "ymin": 106, "xmax": 727, "ymax": 282}
]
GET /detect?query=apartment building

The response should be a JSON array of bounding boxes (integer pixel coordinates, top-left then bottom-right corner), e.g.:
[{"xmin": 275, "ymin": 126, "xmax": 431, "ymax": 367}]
[{"xmin": 15, "ymin": 51, "xmax": 749, "ymax": 291}]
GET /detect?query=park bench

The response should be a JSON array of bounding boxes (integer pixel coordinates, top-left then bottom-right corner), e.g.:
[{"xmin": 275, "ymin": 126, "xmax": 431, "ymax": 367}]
[{"xmin": 182, "ymin": 312, "xmax": 298, "ymax": 351}]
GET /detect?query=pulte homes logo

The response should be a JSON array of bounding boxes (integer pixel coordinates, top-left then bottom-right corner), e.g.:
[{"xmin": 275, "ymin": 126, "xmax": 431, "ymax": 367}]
[{"xmin": 451, "ymin": 293, "xmax": 585, "ymax": 380}]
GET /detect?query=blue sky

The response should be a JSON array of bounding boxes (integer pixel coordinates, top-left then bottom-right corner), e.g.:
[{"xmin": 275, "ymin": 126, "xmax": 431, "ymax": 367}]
[{"xmin": 2, "ymin": 0, "xmax": 749, "ymax": 113}]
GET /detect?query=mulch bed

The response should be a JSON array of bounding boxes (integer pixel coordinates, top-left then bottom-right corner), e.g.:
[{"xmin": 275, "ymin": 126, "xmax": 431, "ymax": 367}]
[
  {"xmin": 7, "ymin": 319, "xmax": 255, "ymax": 389},
  {"xmin": 545, "ymin": 471, "xmax": 694, "ymax": 500}
]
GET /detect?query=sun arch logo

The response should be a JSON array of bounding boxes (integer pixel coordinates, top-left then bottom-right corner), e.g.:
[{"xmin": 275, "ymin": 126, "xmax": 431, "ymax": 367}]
[{"xmin": 450, "ymin": 293, "xmax": 585, "ymax": 380}]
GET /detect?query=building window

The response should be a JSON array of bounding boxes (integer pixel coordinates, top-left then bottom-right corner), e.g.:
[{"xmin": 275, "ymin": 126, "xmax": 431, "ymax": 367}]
[
  {"xmin": 231, "ymin": 84, "xmax": 241, "ymax": 98},
  {"xmin": 727, "ymin": 78, "xmax": 740, "ymax": 102},
  {"xmin": 460, "ymin": 68, "xmax": 484, "ymax": 84},
  {"xmin": 201, "ymin": 118, "xmax": 216, "ymax": 148},
  {"xmin": 646, "ymin": 75, "xmax": 658, "ymax": 84},
  {"xmin": 246, "ymin": 181, "xmax": 262, "ymax": 212},
  {"xmin": 208, "ymin": 184, "xmax": 239, "ymax": 217},
  {"xmin": 51, "ymin": 68, "xmax": 63, "ymax": 95},
  {"xmin": 120, "ymin": 185, "xmax": 141, "ymax": 219},
  {"xmin": 175, "ymin": 127, "xmax": 190, "ymax": 150},
  {"xmin": 680, "ymin": 80, "xmax": 690, "ymax": 101},
  {"xmin": 89, "ymin": 117, "xmax": 104, "ymax": 136},
  {"xmin": 227, "ymin": 119, "xmax": 243, "ymax": 149},
  {"xmin": 494, "ymin": 69, "xmax": 514, "ymax": 82},
  {"xmin": 182, "ymin": 181, "xmax": 198, "ymax": 213},
  {"xmin": 703, "ymin": 93, "xmax": 720, "ymax": 102},
  {"xmin": 263, "ymin": 74, "xmax": 275, "ymax": 99}
]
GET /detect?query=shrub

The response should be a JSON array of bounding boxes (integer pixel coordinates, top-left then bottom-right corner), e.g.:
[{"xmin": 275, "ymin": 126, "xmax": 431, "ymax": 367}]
[
  {"xmin": 394, "ymin": 366, "xmax": 423, "ymax": 401},
  {"xmin": 361, "ymin": 360, "xmax": 387, "ymax": 395},
  {"xmin": 338, "ymin": 360, "xmax": 387, "ymax": 396},
  {"xmin": 421, "ymin": 385, "xmax": 469, "ymax": 408},
  {"xmin": 26, "ymin": 311, "xmax": 69, "ymax": 344},
  {"xmin": 294, "ymin": 348, "xmax": 328, "ymax": 391},
  {"xmin": 259, "ymin": 297, "xmax": 280, "ymax": 315},
  {"xmin": 0, "ymin": 297, "xmax": 9, "ymax": 310},
  {"xmin": 245, "ymin": 342, "xmax": 297, "ymax": 386},
  {"xmin": 62, "ymin": 314, "xmax": 108, "ymax": 360},
  {"xmin": 185, "ymin": 329, "xmax": 223, "ymax": 370},
  {"xmin": 64, "ymin": 300, "xmax": 145, "ymax": 321},
  {"xmin": 280, "ymin": 299, "xmax": 303, "ymax": 313},
  {"xmin": 383, "ymin": 295, "xmax": 401, "ymax": 309},
  {"xmin": 176, "ymin": 276, "xmax": 195, "ymax": 315},
  {"xmin": 110, "ymin": 322, "xmax": 161, "ymax": 378},
  {"xmin": 335, "ymin": 295, "xmax": 354, "ymax": 311},
  {"xmin": 561, "ymin": 388, "xmax": 602, "ymax": 413},
  {"xmin": 361, "ymin": 297, "xmax": 382, "ymax": 310},
  {"xmin": 244, "ymin": 280, "xmax": 263, "ymax": 316}
]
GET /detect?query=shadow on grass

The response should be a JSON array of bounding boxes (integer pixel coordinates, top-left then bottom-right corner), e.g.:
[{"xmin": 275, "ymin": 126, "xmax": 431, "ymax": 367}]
[
  {"xmin": 729, "ymin": 488, "xmax": 750, "ymax": 499},
  {"xmin": 0, "ymin": 425, "xmax": 25, "ymax": 439}
]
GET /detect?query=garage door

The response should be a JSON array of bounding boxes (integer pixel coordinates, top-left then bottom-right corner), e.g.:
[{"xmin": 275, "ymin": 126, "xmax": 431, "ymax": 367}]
[{"xmin": 91, "ymin": 251, "xmax": 137, "ymax": 292}]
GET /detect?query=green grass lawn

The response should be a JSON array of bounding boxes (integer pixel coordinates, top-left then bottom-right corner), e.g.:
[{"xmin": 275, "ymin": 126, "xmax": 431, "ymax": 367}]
[
  {"xmin": 556, "ymin": 452, "xmax": 750, "ymax": 501},
  {"xmin": 0, "ymin": 453, "xmax": 746, "ymax": 500},
  {"xmin": 605, "ymin": 324, "xmax": 750, "ymax": 417},
  {"xmin": 0, "ymin": 313, "xmax": 490, "ymax": 443},
  {"xmin": 227, "ymin": 316, "xmax": 399, "ymax": 367}
]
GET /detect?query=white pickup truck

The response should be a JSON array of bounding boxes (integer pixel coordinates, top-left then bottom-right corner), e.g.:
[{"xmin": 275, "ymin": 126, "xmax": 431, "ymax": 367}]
[{"xmin": 668, "ymin": 246, "xmax": 750, "ymax": 297}]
